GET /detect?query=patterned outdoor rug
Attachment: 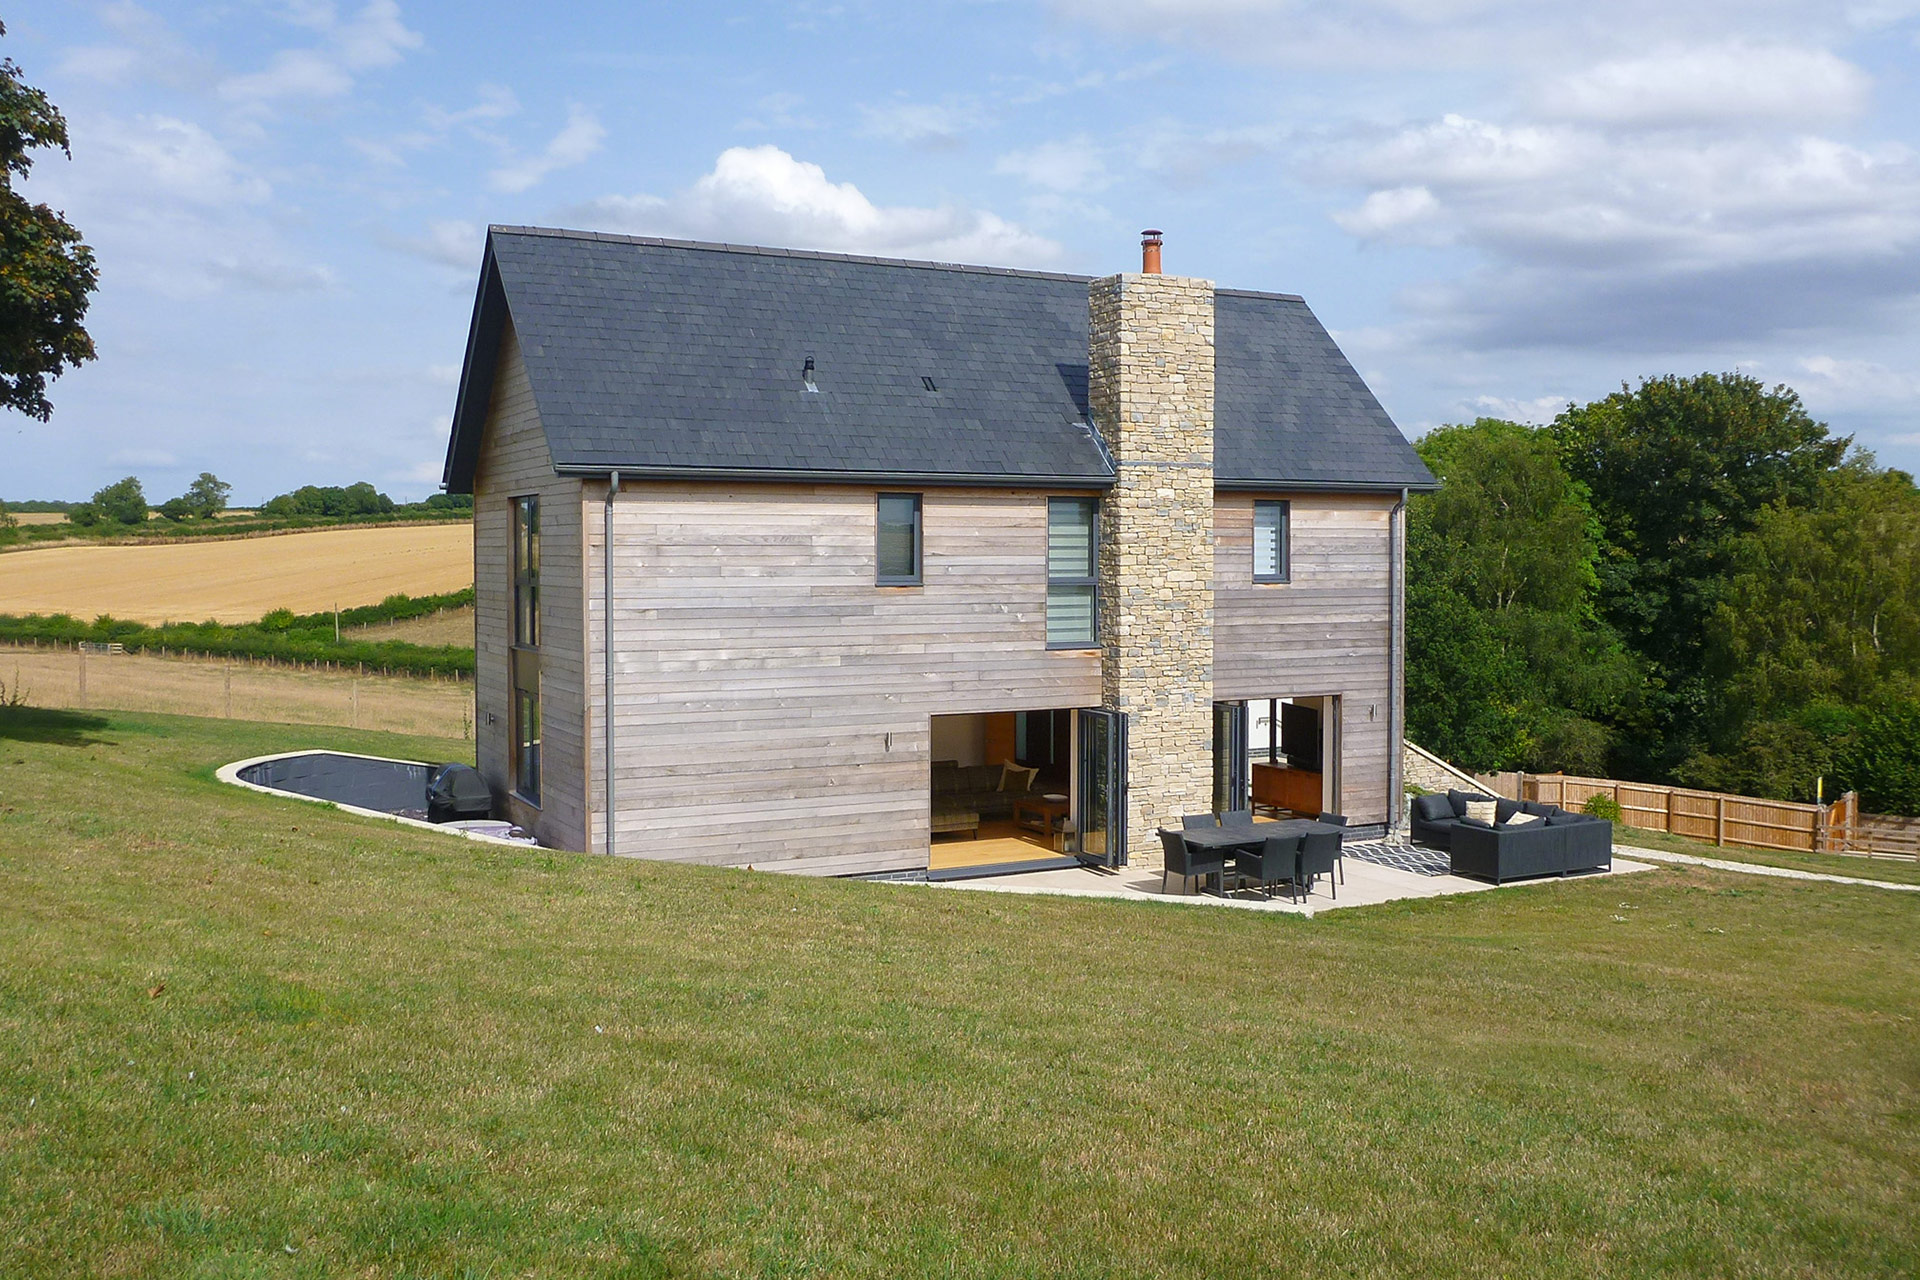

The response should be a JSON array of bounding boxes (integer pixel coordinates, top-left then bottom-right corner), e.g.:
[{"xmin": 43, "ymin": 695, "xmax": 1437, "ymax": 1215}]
[{"xmin": 1343, "ymin": 839, "xmax": 1451, "ymax": 877}]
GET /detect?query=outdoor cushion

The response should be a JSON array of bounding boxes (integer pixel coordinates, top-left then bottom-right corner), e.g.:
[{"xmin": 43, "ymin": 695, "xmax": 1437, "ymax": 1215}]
[
  {"xmin": 1456, "ymin": 816, "xmax": 1496, "ymax": 831},
  {"xmin": 1503, "ymin": 811, "xmax": 1543, "ymax": 827},
  {"xmin": 1412, "ymin": 794, "xmax": 1454, "ymax": 822},
  {"xmin": 1464, "ymin": 798, "xmax": 1498, "ymax": 824},
  {"xmin": 1519, "ymin": 799, "xmax": 1555, "ymax": 818},
  {"xmin": 1495, "ymin": 798, "xmax": 1521, "ymax": 823},
  {"xmin": 1448, "ymin": 788, "xmax": 1496, "ymax": 818}
]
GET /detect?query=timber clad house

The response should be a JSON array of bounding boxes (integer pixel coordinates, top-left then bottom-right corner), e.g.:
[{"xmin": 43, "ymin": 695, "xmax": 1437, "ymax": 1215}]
[{"xmin": 442, "ymin": 226, "xmax": 1436, "ymax": 877}]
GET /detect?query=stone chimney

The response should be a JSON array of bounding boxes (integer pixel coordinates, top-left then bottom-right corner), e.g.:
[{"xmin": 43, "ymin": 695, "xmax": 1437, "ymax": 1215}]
[{"xmin": 1088, "ymin": 232, "xmax": 1216, "ymax": 869}]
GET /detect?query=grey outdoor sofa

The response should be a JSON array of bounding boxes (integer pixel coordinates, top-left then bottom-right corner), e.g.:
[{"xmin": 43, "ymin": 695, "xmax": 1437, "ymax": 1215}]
[{"xmin": 1411, "ymin": 789, "xmax": 1613, "ymax": 884}]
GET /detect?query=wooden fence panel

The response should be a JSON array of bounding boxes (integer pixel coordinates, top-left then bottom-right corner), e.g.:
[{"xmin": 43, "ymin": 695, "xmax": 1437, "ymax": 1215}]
[
  {"xmin": 1521, "ymin": 773, "xmax": 1854, "ymax": 855},
  {"xmin": 1856, "ymin": 813, "xmax": 1920, "ymax": 858}
]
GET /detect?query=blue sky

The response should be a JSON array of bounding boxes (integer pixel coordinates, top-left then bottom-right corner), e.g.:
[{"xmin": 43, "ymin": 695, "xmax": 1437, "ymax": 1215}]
[{"xmin": 6, "ymin": 0, "xmax": 1920, "ymax": 503}]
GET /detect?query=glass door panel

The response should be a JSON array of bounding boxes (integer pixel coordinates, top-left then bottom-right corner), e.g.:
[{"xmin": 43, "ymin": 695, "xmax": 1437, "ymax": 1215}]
[{"xmin": 1075, "ymin": 708, "xmax": 1127, "ymax": 867}]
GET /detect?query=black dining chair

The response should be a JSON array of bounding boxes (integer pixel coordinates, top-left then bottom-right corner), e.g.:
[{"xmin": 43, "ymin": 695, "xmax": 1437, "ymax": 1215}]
[
  {"xmin": 1181, "ymin": 813, "xmax": 1220, "ymax": 830},
  {"xmin": 1235, "ymin": 832, "xmax": 1302, "ymax": 901},
  {"xmin": 1220, "ymin": 808, "xmax": 1256, "ymax": 829},
  {"xmin": 1298, "ymin": 829, "xmax": 1341, "ymax": 900},
  {"xmin": 1315, "ymin": 812, "xmax": 1350, "ymax": 884},
  {"xmin": 1159, "ymin": 828, "xmax": 1226, "ymax": 895}
]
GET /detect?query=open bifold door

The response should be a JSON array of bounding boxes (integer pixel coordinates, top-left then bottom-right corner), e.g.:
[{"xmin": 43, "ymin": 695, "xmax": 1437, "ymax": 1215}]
[{"xmin": 1075, "ymin": 708, "xmax": 1128, "ymax": 867}]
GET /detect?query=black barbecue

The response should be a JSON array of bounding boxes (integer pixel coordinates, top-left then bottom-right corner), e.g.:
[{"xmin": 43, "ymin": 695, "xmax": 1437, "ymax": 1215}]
[{"xmin": 427, "ymin": 763, "xmax": 493, "ymax": 823}]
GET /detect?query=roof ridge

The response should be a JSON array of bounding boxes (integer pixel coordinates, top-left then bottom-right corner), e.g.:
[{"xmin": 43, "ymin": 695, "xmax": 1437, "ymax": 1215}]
[{"xmin": 487, "ymin": 224, "xmax": 1098, "ymax": 285}]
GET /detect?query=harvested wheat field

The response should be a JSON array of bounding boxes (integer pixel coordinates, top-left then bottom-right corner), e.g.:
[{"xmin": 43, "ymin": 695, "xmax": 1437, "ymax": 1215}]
[
  {"xmin": 8, "ymin": 512, "xmax": 70, "ymax": 525},
  {"xmin": 0, "ymin": 523, "xmax": 472, "ymax": 623},
  {"xmin": 349, "ymin": 604, "xmax": 475, "ymax": 647},
  {"xmin": 0, "ymin": 644, "xmax": 472, "ymax": 738}
]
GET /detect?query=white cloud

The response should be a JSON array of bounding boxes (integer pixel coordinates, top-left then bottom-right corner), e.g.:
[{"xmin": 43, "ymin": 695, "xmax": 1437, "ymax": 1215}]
[
  {"xmin": 858, "ymin": 98, "xmax": 986, "ymax": 149},
  {"xmin": 1538, "ymin": 44, "xmax": 1872, "ymax": 127},
  {"xmin": 1333, "ymin": 185, "xmax": 1441, "ymax": 239},
  {"xmin": 1792, "ymin": 355, "xmax": 1920, "ymax": 405},
  {"xmin": 80, "ymin": 115, "xmax": 271, "ymax": 207},
  {"xmin": 26, "ymin": 113, "xmax": 331, "ymax": 299},
  {"xmin": 219, "ymin": 0, "xmax": 422, "ymax": 109},
  {"xmin": 489, "ymin": 104, "xmax": 606, "ymax": 193},
  {"xmin": 1468, "ymin": 393, "xmax": 1571, "ymax": 423},
  {"xmin": 1044, "ymin": 0, "xmax": 1918, "ymax": 69},
  {"xmin": 994, "ymin": 137, "xmax": 1110, "ymax": 192},
  {"xmin": 566, "ymin": 145, "xmax": 1063, "ymax": 267},
  {"xmin": 391, "ymin": 220, "xmax": 487, "ymax": 268}
]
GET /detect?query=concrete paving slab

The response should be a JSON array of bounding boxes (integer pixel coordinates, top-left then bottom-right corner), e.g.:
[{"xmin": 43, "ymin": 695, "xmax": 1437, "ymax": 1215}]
[{"xmin": 889, "ymin": 847, "xmax": 1655, "ymax": 916}]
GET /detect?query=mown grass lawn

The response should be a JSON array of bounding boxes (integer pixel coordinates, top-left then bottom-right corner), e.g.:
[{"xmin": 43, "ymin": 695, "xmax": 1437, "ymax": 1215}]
[
  {"xmin": 2, "ymin": 709, "xmax": 1916, "ymax": 1278},
  {"xmin": 1617, "ymin": 824, "xmax": 1920, "ymax": 886}
]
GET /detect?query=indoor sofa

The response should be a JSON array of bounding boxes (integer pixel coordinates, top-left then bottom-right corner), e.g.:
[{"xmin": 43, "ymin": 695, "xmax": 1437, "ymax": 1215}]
[
  {"xmin": 931, "ymin": 761, "xmax": 1042, "ymax": 838},
  {"xmin": 1411, "ymin": 789, "xmax": 1613, "ymax": 884}
]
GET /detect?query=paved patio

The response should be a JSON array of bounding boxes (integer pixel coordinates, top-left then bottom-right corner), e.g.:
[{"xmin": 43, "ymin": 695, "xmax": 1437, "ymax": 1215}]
[{"xmin": 896, "ymin": 840, "xmax": 1655, "ymax": 916}]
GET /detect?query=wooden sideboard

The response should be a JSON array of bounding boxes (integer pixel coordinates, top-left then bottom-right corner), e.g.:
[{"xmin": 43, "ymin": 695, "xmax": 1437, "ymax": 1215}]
[{"xmin": 1252, "ymin": 762, "xmax": 1322, "ymax": 815}]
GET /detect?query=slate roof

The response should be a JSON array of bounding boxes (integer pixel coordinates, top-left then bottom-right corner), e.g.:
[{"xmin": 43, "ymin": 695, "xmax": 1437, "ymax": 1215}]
[{"xmin": 443, "ymin": 227, "xmax": 1435, "ymax": 494}]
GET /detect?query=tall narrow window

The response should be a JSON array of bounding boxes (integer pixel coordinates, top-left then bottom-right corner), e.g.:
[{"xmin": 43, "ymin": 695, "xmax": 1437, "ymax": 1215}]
[
  {"xmin": 1047, "ymin": 497, "xmax": 1098, "ymax": 647},
  {"xmin": 511, "ymin": 495, "xmax": 541, "ymax": 805},
  {"xmin": 876, "ymin": 493, "xmax": 922, "ymax": 585},
  {"xmin": 1254, "ymin": 499, "xmax": 1290, "ymax": 583}
]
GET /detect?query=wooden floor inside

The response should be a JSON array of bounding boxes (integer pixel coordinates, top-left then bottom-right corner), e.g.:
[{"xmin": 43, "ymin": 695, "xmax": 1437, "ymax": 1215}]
[{"xmin": 929, "ymin": 820, "xmax": 1061, "ymax": 871}]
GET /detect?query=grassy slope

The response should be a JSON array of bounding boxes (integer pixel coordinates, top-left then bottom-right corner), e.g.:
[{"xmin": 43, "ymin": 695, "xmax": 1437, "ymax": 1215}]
[
  {"xmin": 1619, "ymin": 824, "xmax": 1920, "ymax": 886},
  {"xmin": 1, "ymin": 710, "xmax": 1915, "ymax": 1278}
]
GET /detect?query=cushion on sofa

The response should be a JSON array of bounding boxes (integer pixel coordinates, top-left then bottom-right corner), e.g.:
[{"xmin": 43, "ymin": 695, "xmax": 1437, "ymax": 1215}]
[
  {"xmin": 1519, "ymin": 799, "xmax": 1555, "ymax": 818},
  {"xmin": 1448, "ymin": 789, "xmax": 1496, "ymax": 818},
  {"xmin": 1457, "ymin": 816, "xmax": 1495, "ymax": 831},
  {"xmin": 999, "ymin": 762, "xmax": 1038, "ymax": 793},
  {"xmin": 1464, "ymin": 798, "xmax": 1498, "ymax": 824},
  {"xmin": 1503, "ymin": 811, "xmax": 1543, "ymax": 827},
  {"xmin": 1412, "ymin": 794, "xmax": 1454, "ymax": 822}
]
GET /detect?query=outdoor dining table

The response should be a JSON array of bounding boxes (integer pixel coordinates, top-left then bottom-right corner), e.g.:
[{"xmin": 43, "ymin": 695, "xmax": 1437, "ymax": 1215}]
[{"xmin": 1174, "ymin": 819, "xmax": 1346, "ymax": 893}]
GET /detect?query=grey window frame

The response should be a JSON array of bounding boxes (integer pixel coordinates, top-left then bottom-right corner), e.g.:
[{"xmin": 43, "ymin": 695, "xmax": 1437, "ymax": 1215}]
[
  {"xmin": 511, "ymin": 495, "xmax": 542, "ymax": 807},
  {"xmin": 1253, "ymin": 499, "xmax": 1290, "ymax": 584},
  {"xmin": 1046, "ymin": 496, "xmax": 1100, "ymax": 650},
  {"xmin": 875, "ymin": 492, "xmax": 923, "ymax": 586}
]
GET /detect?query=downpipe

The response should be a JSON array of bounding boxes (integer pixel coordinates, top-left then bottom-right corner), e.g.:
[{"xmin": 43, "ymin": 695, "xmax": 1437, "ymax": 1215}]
[
  {"xmin": 1388, "ymin": 487, "xmax": 1408, "ymax": 835},
  {"xmin": 604, "ymin": 470, "xmax": 620, "ymax": 856}
]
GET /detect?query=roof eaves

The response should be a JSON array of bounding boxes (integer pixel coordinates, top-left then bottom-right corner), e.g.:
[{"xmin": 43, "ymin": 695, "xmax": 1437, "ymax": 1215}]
[
  {"xmin": 552, "ymin": 462, "xmax": 1116, "ymax": 489},
  {"xmin": 486, "ymin": 224, "xmax": 1098, "ymax": 286}
]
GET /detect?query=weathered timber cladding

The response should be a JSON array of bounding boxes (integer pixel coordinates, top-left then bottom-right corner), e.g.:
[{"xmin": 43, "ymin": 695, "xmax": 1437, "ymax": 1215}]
[
  {"xmin": 471, "ymin": 320, "xmax": 590, "ymax": 851},
  {"xmin": 585, "ymin": 482, "xmax": 1102, "ymax": 875},
  {"xmin": 1090, "ymin": 272, "xmax": 1217, "ymax": 869},
  {"xmin": 1215, "ymin": 492, "xmax": 1396, "ymax": 828}
]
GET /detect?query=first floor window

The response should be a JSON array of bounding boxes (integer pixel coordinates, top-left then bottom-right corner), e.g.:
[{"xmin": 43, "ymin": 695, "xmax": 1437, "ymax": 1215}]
[
  {"xmin": 876, "ymin": 492, "xmax": 922, "ymax": 584},
  {"xmin": 1047, "ymin": 497, "xmax": 1098, "ymax": 647},
  {"xmin": 1254, "ymin": 499, "xmax": 1290, "ymax": 583},
  {"xmin": 512, "ymin": 649, "xmax": 541, "ymax": 806},
  {"xmin": 513, "ymin": 495, "xmax": 540, "ymax": 646}
]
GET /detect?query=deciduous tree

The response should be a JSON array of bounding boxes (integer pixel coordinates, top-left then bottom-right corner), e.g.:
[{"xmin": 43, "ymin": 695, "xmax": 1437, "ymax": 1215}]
[{"xmin": 0, "ymin": 23, "xmax": 96, "ymax": 420}]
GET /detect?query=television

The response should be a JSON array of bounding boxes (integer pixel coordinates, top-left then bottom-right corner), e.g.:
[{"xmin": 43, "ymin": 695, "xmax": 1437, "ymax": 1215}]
[{"xmin": 1280, "ymin": 702, "xmax": 1322, "ymax": 773}]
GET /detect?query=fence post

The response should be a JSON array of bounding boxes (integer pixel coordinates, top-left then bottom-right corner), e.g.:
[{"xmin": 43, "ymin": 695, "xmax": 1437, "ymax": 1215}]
[
  {"xmin": 1715, "ymin": 796, "xmax": 1725, "ymax": 846},
  {"xmin": 224, "ymin": 664, "xmax": 232, "ymax": 718},
  {"xmin": 76, "ymin": 648, "xmax": 85, "ymax": 707},
  {"xmin": 1666, "ymin": 788, "xmax": 1676, "ymax": 835}
]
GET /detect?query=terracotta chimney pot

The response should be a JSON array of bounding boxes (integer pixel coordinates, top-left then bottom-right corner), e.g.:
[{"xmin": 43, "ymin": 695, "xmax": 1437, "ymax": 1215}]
[{"xmin": 1141, "ymin": 229, "xmax": 1163, "ymax": 274}]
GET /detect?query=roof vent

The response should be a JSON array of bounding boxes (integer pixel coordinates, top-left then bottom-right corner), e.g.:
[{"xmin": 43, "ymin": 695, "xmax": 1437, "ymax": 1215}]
[
  {"xmin": 1141, "ymin": 229, "xmax": 1163, "ymax": 274},
  {"xmin": 921, "ymin": 376, "xmax": 938, "ymax": 392},
  {"xmin": 802, "ymin": 356, "xmax": 818, "ymax": 393}
]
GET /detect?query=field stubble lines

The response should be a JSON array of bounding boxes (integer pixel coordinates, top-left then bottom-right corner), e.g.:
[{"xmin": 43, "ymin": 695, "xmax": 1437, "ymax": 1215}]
[{"xmin": 0, "ymin": 524, "xmax": 474, "ymax": 623}]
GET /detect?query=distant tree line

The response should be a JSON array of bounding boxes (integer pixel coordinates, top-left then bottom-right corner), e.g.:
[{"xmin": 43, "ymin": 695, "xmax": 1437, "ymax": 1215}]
[
  {"xmin": 0, "ymin": 477, "xmax": 471, "ymax": 545},
  {"xmin": 1408, "ymin": 372, "xmax": 1920, "ymax": 816},
  {"xmin": 0, "ymin": 589, "xmax": 476, "ymax": 678}
]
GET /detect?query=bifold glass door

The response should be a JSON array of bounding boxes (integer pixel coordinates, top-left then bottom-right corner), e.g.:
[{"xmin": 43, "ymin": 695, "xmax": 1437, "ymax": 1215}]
[
  {"xmin": 1213, "ymin": 700, "xmax": 1248, "ymax": 814},
  {"xmin": 1075, "ymin": 708, "xmax": 1127, "ymax": 867}
]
